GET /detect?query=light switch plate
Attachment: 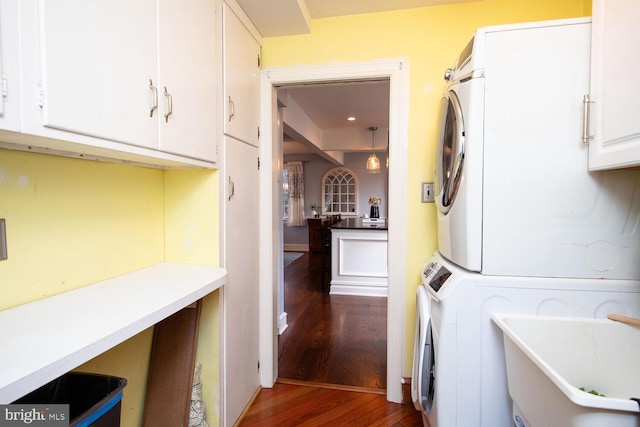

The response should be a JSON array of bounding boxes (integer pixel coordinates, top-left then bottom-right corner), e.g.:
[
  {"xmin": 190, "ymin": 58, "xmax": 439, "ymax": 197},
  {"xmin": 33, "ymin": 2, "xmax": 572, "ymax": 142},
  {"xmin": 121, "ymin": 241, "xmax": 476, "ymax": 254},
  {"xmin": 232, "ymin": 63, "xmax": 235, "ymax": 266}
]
[
  {"xmin": 422, "ymin": 183, "xmax": 435, "ymax": 203},
  {"xmin": 0, "ymin": 219, "xmax": 6, "ymax": 261}
]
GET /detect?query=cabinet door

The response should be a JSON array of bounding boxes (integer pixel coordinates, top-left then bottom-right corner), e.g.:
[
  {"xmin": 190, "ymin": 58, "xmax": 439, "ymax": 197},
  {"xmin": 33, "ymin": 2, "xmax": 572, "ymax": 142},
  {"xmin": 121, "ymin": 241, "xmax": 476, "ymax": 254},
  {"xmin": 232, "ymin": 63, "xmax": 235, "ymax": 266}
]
[
  {"xmin": 223, "ymin": 5, "xmax": 261, "ymax": 147},
  {"xmin": 588, "ymin": 0, "xmax": 640, "ymax": 170},
  {"xmin": 224, "ymin": 136, "xmax": 260, "ymax": 426},
  {"xmin": 157, "ymin": 0, "xmax": 217, "ymax": 162},
  {"xmin": 38, "ymin": 0, "xmax": 158, "ymax": 148},
  {"xmin": 0, "ymin": 0, "xmax": 20, "ymax": 131}
]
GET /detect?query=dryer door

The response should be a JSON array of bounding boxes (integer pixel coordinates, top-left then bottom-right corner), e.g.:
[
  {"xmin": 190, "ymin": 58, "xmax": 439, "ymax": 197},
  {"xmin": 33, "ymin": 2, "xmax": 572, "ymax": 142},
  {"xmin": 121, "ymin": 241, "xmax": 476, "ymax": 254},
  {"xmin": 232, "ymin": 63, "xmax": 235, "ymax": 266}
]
[
  {"xmin": 435, "ymin": 90, "xmax": 465, "ymax": 214},
  {"xmin": 411, "ymin": 285, "xmax": 435, "ymax": 414}
]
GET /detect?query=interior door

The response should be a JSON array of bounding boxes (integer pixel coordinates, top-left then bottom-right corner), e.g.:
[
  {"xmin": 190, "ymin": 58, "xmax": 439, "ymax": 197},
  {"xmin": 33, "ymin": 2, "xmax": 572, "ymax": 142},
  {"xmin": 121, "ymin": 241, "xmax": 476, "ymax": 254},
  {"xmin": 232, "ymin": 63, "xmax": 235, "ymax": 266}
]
[{"xmin": 224, "ymin": 136, "xmax": 260, "ymax": 426}]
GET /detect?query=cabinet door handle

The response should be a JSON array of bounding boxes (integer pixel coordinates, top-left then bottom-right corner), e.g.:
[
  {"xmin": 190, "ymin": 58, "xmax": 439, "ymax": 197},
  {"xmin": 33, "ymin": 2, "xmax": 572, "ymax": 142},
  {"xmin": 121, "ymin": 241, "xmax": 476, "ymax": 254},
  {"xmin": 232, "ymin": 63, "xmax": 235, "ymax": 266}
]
[
  {"xmin": 164, "ymin": 86, "xmax": 173, "ymax": 123},
  {"xmin": 228, "ymin": 176, "xmax": 235, "ymax": 201},
  {"xmin": 582, "ymin": 94, "xmax": 593, "ymax": 144},
  {"xmin": 149, "ymin": 79, "xmax": 158, "ymax": 117},
  {"xmin": 228, "ymin": 96, "xmax": 235, "ymax": 122}
]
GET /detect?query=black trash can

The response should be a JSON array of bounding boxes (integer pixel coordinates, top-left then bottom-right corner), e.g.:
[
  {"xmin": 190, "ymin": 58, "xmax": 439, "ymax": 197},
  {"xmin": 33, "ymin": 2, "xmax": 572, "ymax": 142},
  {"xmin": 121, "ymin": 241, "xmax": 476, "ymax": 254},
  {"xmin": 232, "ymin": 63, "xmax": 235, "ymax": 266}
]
[{"xmin": 13, "ymin": 372, "xmax": 127, "ymax": 427}]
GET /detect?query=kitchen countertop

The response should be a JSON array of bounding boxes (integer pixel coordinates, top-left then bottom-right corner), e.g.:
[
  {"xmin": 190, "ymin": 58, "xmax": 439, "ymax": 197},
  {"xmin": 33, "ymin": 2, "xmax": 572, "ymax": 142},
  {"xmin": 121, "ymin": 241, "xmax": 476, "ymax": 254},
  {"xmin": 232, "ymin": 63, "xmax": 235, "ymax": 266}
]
[{"xmin": 330, "ymin": 217, "xmax": 387, "ymax": 230}]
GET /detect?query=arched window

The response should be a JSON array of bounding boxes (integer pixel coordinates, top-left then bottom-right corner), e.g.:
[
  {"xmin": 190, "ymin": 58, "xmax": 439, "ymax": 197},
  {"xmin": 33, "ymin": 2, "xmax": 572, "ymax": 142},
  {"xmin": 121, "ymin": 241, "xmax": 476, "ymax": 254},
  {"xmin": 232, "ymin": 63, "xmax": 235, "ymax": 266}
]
[{"xmin": 322, "ymin": 167, "xmax": 358, "ymax": 215}]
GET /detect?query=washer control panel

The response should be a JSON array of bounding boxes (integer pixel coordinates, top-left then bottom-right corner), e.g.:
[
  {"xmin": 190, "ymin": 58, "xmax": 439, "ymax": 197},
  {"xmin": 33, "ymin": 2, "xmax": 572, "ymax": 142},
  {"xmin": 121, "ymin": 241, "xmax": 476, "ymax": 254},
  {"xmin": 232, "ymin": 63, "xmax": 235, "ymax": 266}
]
[{"xmin": 423, "ymin": 261, "xmax": 452, "ymax": 293}]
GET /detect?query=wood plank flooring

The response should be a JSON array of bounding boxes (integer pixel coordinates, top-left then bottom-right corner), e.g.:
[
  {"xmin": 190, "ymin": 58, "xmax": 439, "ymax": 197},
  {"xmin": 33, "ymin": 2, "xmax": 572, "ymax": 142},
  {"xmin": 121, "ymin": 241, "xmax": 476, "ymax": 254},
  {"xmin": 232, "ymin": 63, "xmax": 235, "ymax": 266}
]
[
  {"xmin": 238, "ymin": 381, "xmax": 423, "ymax": 426},
  {"xmin": 277, "ymin": 251, "xmax": 387, "ymax": 389},
  {"xmin": 235, "ymin": 252, "xmax": 422, "ymax": 426}
]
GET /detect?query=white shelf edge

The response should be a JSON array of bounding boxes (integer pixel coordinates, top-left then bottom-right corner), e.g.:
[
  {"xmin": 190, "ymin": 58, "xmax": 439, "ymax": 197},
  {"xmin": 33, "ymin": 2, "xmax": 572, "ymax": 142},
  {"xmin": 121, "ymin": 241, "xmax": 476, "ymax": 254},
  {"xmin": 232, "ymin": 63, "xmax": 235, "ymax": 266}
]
[{"xmin": 0, "ymin": 262, "xmax": 226, "ymax": 403}]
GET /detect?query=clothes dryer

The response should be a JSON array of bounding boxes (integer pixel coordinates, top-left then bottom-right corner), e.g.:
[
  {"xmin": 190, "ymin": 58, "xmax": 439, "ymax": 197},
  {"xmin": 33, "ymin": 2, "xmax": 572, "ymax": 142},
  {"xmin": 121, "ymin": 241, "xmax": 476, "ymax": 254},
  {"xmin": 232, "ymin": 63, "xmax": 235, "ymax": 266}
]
[
  {"xmin": 412, "ymin": 251, "xmax": 640, "ymax": 427},
  {"xmin": 435, "ymin": 18, "xmax": 640, "ymax": 279}
]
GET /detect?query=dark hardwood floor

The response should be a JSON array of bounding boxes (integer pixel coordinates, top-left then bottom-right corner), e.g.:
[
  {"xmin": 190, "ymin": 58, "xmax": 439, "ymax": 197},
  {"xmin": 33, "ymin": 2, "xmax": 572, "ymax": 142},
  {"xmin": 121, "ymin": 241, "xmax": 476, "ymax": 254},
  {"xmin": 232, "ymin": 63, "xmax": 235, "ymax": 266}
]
[
  {"xmin": 235, "ymin": 252, "xmax": 422, "ymax": 426},
  {"xmin": 277, "ymin": 251, "xmax": 387, "ymax": 390},
  {"xmin": 238, "ymin": 381, "xmax": 423, "ymax": 426}
]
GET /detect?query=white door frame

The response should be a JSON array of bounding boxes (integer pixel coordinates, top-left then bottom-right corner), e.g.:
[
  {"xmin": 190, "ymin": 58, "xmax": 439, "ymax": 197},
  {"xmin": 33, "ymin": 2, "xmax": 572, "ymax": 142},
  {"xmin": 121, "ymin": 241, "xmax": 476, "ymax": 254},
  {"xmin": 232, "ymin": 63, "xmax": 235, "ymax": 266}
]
[{"xmin": 258, "ymin": 59, "xmax": 410, "ymax": 403}]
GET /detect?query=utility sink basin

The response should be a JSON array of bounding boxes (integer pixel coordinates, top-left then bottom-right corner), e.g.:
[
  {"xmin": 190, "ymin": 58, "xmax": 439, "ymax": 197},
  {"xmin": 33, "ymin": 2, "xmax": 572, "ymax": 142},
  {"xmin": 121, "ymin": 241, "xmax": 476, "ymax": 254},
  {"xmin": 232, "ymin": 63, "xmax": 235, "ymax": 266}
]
[{"xmin": 492, "ymin": 313, "xmax": 640, "ymax": 427}]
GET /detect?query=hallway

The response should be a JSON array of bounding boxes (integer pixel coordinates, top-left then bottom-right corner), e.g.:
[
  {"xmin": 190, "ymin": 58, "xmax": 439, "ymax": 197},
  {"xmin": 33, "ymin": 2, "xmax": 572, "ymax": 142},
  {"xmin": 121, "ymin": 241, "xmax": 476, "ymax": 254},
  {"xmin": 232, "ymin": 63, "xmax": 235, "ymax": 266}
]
[
  {"xmin": 237, "ymin": 253, "xmax": 423, "ymax": 425},
  {"xmin": 278, "ymin": 252, "xmax": 387, "ymax": 390}
]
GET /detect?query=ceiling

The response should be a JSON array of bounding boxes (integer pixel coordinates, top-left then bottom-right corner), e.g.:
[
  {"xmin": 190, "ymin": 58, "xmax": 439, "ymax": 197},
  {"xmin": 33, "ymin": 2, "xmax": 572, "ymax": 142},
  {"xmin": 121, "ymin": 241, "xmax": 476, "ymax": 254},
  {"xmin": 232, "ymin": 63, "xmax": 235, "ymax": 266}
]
[
  {"xmin": 280, "ymin": 80, "xmax": 390, "ymax": 157},
  {"xmin": 236, "ymin": 0, "xmax": 478, "ymax": 37},
  {"xmin": 284, "ymin": 80, "xmax": 390, "ymax": 130}
]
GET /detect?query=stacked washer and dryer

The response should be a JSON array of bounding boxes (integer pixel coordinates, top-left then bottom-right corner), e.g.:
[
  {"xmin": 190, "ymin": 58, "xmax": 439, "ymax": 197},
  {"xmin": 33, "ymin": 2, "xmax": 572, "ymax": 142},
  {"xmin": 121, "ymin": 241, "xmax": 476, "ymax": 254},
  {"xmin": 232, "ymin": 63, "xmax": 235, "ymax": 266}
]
[{"xmin": 412, "ymin": 18, "xmax": 640, "ymax": 427}]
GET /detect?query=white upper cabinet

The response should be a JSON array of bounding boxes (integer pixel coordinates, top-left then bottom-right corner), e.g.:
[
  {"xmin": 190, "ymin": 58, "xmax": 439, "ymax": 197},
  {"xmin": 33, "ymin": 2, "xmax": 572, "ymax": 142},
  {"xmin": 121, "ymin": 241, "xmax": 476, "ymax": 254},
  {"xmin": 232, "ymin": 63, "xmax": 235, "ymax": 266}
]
[
  {"xmin": 0, "ymin": 0, "xmax": 20, "ymax": 132},
  {"xmin": 2, "ymin": 0, "xmax": 218, "ymax": 168},
  {"xmin": 223, "ymin": 4, "xmax": 261, "ymax": 147},
  {"xmin": 35, "ymin": 0, "xmax": 159, "ymax": 149},
  {"xmin": 587, "ymin": 0, "xmax": 640, "ymax": 170},
  {"xmin": 157, "ymin": 0, "xmax": 218, "ymax": 161}
]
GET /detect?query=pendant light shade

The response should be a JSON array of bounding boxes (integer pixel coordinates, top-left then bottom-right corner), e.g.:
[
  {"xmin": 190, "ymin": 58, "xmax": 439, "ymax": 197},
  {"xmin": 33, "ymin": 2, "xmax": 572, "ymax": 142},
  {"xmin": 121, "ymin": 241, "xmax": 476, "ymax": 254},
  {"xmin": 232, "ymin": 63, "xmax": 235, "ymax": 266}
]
[
  {"xmin": 366, "ymin": 126, "xmax": 381, "ymax": 174},
  {"xmin": 366, "ymin": 153, "xmax": 381, "ymax": 173}
]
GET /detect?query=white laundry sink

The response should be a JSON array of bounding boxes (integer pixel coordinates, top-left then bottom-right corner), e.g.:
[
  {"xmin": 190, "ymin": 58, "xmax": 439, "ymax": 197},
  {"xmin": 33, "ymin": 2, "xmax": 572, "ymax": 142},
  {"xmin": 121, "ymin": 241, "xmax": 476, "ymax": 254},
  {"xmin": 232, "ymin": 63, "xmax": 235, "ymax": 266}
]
[{"xmin": 491, "ymin": 313, "xmax": 640, "ymax": 427}]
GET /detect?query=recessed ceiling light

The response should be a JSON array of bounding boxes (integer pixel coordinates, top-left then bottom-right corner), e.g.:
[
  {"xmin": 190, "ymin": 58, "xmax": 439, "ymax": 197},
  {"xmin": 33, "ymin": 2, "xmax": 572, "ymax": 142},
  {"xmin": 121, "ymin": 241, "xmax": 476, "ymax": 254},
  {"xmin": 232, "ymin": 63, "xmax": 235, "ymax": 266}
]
[{"xmin": 347, "ymin": 116, "xmax": 356, "ymax": 121}]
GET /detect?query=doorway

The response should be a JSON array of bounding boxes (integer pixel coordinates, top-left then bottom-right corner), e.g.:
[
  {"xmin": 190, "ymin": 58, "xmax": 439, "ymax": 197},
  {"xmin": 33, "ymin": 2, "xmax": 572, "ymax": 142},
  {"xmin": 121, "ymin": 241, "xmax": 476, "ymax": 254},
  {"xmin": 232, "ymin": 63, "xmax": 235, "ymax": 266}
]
[
  {"xmin": 277, "ymin": 79, "xmax": 390, "ymax": 390},
  {"xmin": 258, "ymin": 60, "xmax": 409, "ymax": 403}
]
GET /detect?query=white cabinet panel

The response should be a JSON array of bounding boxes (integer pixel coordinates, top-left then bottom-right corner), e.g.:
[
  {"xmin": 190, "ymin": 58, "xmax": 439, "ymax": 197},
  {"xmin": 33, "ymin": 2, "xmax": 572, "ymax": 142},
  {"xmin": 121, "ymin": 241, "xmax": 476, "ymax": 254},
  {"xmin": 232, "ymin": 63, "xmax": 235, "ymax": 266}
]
[
  {"xmin": 1, "ymin": 0, "xmax": 218, "ymax": 168},
  {"xmin": 330, "ymin": 228, "xmax": 388, "ymax": 297},
  {"xmin": 223, "ymin": 4, "xmax": 260, "ymax": 147},
  {"xmin": 588, "ymin": 0, "xmax": 640, "ymax": 170},
  {"xmin": 0, "ymin": 0, "xmax": 22, "ymax": 131},
  {"xmin": 223, "ymin": 136, "xmax": 260, "ymax": 426},
  {"xmin": 158, "ymin": 0, "xmax": 217, "ymax": 161},
  {"xmin": 38, "ymin": 0, "xmax": 158, "ymax": 149}
]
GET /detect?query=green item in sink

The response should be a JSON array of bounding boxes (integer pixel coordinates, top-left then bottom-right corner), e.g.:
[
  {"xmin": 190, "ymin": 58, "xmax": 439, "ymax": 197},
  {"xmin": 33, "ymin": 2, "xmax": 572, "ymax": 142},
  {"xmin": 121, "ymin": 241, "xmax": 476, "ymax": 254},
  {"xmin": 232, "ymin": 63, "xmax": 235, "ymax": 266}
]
[{"xmin": 579, "ymin": 387, "xmax": 606, "ymax": 397}]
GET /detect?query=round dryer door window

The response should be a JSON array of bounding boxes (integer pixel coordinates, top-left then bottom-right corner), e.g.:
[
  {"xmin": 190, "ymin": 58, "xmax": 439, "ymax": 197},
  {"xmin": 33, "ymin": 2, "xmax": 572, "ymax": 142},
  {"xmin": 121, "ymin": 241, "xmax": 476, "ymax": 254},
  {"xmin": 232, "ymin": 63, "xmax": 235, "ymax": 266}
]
[{"xmin": 435, "ymin": 90, "xmax": 465, "ymax": 214}]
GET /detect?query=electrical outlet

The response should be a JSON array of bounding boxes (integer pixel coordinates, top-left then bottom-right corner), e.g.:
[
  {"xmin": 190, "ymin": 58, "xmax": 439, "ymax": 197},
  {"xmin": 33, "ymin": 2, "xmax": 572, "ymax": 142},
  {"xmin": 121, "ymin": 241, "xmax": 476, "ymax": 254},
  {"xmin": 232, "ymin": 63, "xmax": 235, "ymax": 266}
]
[
  {"xmin": 0, "ymin": 219, "xmax": 6, "ymax": 261},
  {"xmin": 422, "ymin": 183, "xmax": 435, "ymax": 203}
]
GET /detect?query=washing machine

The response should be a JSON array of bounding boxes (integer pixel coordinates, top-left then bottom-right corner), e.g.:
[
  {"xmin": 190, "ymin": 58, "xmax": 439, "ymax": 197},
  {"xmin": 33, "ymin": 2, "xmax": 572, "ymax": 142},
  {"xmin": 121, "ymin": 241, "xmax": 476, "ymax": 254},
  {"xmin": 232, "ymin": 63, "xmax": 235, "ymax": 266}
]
[
  {"xmin": 435, "ymin": 17, "xmax": 640, "ymax": 280},
  {"xmin": 412, "ymin": 251, "xmax": 640, "ymax": 427}
]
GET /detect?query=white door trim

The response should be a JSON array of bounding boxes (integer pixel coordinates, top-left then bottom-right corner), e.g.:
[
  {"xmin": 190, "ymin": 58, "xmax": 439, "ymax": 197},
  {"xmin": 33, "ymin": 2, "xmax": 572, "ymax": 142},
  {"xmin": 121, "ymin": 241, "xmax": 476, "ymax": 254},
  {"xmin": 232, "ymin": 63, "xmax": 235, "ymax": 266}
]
[{"xmin": 258, "ymin": 59, "xmax": 409, "ymax": 403}]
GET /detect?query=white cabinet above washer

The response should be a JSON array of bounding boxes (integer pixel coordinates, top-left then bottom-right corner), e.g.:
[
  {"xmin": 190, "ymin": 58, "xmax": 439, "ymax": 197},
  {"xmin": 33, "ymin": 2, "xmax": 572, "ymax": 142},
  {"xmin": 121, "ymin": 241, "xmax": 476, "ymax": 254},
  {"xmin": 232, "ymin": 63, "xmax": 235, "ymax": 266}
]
[{"xmin": 587, "ymin": 0, "xmax": 640, "ymax": 170}]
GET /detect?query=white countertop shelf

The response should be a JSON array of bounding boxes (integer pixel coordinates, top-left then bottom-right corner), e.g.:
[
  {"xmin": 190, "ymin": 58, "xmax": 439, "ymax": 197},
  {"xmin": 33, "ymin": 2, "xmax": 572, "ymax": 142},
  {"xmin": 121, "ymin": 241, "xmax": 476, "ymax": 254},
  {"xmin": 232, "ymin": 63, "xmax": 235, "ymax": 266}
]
[{"xmin": 0, "ymin": 262, "xmax": 226, "ymax": 403}]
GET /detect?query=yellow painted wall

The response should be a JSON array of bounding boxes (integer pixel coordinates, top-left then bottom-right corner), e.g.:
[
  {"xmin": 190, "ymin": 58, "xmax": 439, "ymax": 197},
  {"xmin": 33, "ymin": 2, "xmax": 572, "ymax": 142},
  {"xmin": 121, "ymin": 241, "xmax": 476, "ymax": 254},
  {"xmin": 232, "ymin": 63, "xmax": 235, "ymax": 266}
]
[
  {"xmin": 164, "ymin": 169, "xmax": 221, "ymax": 424},
  {"xmin": 262, "ymin": 0, "xmax": 591, "ymax": 377},
  {"xmin": 0, "ymin": 149, "xmax": 220, "ymax": 426},
  {"xmin": 0, "ymin": 150, "xmax": 164, "ymax": 309}
]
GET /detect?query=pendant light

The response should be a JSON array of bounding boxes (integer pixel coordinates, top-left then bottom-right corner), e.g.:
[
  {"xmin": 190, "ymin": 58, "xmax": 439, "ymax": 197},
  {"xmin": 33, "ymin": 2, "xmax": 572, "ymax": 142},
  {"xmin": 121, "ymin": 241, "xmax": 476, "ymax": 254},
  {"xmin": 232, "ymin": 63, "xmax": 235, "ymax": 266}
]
[{"xmin": 366, "ymin": 126, "xmax": 381, "ymax": 174}]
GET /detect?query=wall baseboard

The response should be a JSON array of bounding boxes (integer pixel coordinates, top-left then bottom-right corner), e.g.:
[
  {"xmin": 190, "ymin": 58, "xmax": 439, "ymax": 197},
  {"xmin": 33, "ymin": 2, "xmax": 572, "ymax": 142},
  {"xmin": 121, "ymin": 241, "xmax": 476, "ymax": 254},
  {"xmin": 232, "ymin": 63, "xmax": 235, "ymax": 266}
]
[
  {"xmin": 284, "ymin": 244, "xmax": 308, "ymax": 252},
  {"xmin": 278, "ymin": 312, "xmax": 288, "ymax": 335}
]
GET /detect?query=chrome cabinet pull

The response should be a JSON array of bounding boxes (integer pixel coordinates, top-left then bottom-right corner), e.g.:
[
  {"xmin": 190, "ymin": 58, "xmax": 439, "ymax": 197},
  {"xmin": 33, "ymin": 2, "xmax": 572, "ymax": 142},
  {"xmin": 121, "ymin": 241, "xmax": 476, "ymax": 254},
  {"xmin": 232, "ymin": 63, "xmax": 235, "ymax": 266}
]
[
  {"xmin": 149, "ymin": 79, "xmax": 158, "ymax": 117},
  {"xmin": 228, "ymin": 176, "xmax": 235, "ymax": 201},
  {"xmin": 163, "ymin": 86, "xmax": 173, "ymax": 123},
  {"xmin": 582, "ymin": 94, "xmax": 593, "ymax": 144},
  {"xmin": 228, "ymin": 96, "xmax": 235, "ymax": 122}
]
